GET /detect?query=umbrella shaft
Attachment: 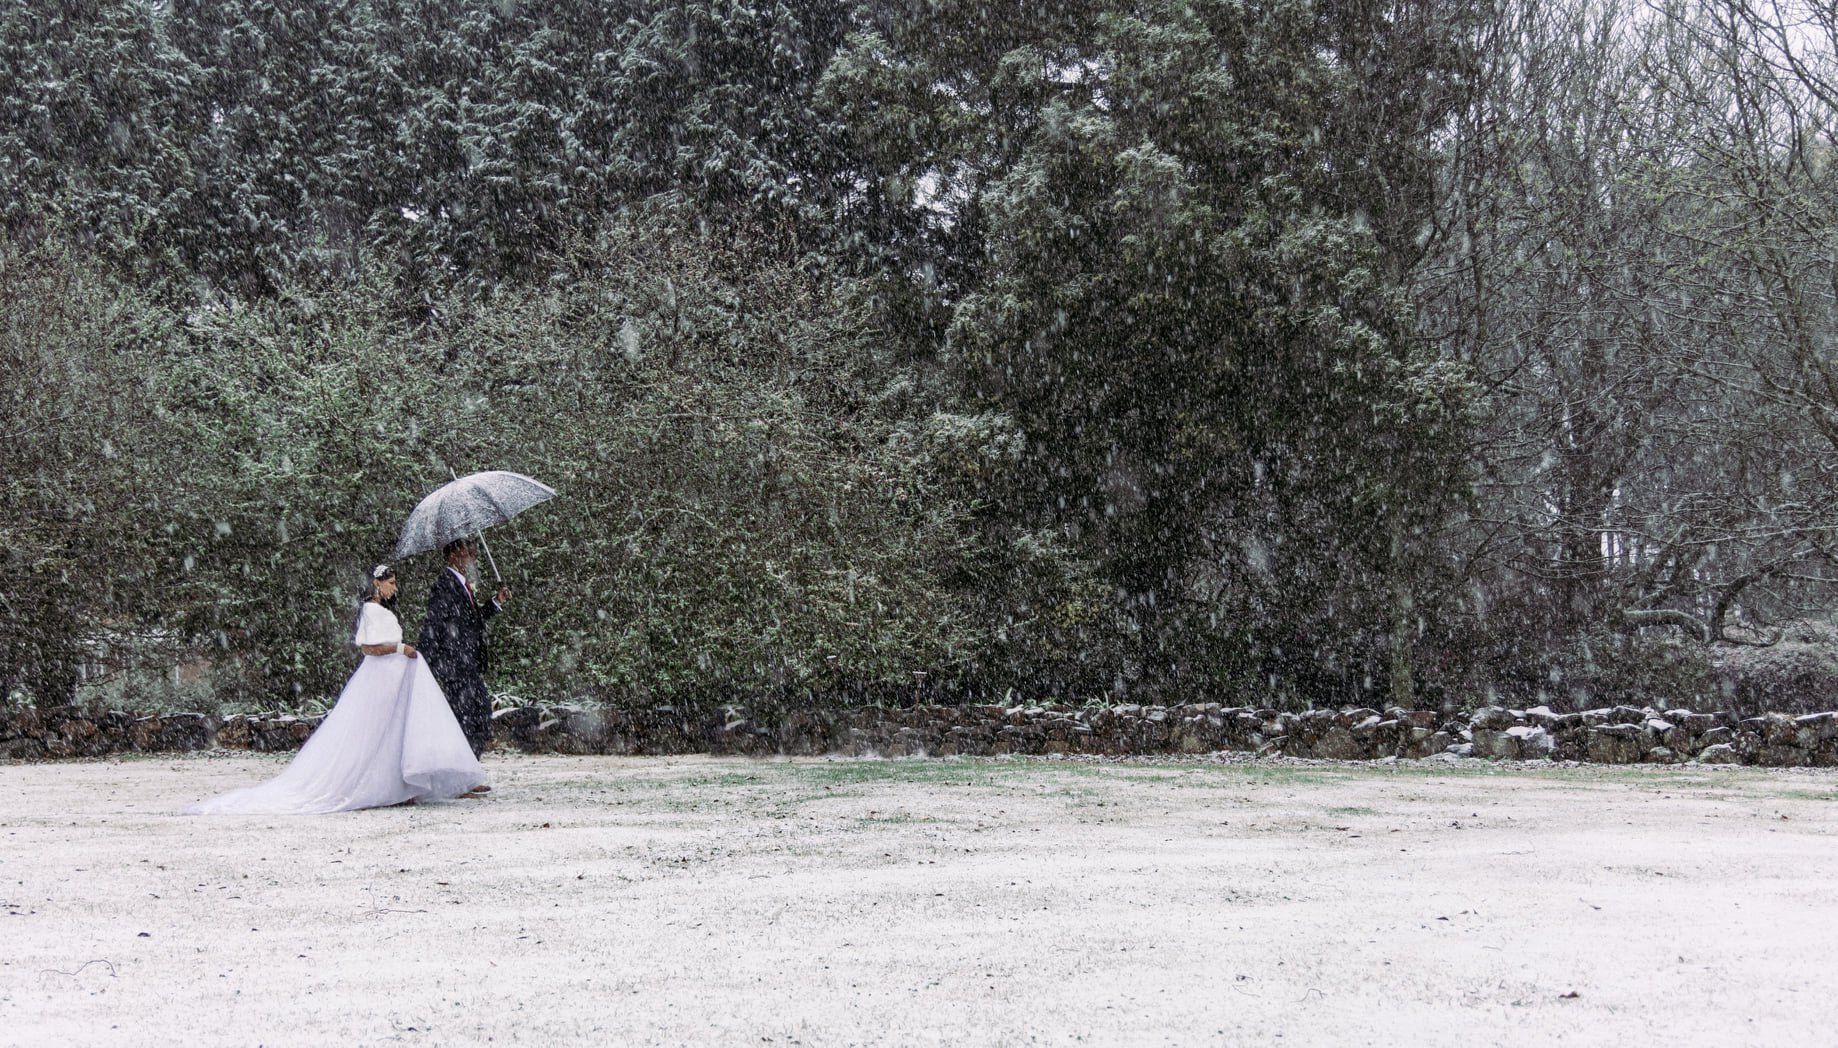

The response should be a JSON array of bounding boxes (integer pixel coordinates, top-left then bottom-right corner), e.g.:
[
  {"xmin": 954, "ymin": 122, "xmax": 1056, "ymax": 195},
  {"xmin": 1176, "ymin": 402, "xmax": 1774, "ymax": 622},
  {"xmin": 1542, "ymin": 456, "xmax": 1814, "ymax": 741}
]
[
  {"xmin": 477, "ymin": 529, "xmax": 503, "ymax": 583},
  {"xmin": 450, "ymin": 465, "xmax": 505, "ymax": 582}
]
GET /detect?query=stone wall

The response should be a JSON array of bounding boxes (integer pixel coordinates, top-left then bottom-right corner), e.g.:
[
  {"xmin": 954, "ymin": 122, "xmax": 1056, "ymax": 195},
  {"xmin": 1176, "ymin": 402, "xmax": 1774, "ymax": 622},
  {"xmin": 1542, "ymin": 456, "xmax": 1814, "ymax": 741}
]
[{"xmin": 5, "ymin": 700, "xmax": 1838, "ymax": 766}]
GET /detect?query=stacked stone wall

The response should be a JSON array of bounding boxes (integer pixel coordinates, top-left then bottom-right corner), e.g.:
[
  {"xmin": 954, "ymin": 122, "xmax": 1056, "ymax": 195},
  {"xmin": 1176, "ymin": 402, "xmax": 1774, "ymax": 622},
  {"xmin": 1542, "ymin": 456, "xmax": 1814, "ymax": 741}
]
[{"xmin": 6, "ymin": 701, "xmax": 1838, "ymax": 766}]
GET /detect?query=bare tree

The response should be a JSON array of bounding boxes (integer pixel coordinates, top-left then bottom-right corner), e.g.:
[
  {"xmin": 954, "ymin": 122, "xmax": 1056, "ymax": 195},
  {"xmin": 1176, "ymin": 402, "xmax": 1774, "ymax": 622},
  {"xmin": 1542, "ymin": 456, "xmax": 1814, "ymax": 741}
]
[{"xmin": 1421, "ymin": 0, "xmax": 1838, "ymax": 661}]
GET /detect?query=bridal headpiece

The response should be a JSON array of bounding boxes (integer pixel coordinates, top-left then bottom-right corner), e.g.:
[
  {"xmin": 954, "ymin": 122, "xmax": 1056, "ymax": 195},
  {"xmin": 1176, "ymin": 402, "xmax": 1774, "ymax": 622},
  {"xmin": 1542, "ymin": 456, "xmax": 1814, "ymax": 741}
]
[{"xmin": 372, "ymin": 563, "xmax": 393, "ymax": 580}]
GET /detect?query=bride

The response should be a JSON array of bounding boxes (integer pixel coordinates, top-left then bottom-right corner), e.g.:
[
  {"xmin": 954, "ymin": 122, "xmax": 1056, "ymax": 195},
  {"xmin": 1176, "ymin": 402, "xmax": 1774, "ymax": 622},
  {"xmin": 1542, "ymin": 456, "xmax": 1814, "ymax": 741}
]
[{"xmin": 184, "ymin": 564, "xmax": 488, "ymax": 815}]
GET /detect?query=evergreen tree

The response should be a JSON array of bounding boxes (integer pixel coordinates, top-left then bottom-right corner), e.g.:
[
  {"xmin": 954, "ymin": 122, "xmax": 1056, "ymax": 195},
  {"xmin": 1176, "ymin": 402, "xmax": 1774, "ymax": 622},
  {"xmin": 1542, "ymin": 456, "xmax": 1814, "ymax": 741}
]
[
  {"xmin": 357, "ymin": 0, "xmax": 855, "ymax": 297},
  {"xmin": 823, "ymin": 0, "xmax": 1478, "ymax": 700},
  {"xmin": 0, "ymin": 1, "xmax": 199, "ymax": 284},
  {"xmin": 164, "ymin": 0, "xmax": 407, "ymax": 297}
]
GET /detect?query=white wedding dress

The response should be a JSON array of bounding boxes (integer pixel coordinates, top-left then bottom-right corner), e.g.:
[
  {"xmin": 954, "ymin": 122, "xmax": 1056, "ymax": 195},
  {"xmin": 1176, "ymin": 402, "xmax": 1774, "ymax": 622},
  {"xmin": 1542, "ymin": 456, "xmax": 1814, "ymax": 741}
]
[{"xmin": 183, "ymin": 602, "xmax": 488, "ymax": 815}]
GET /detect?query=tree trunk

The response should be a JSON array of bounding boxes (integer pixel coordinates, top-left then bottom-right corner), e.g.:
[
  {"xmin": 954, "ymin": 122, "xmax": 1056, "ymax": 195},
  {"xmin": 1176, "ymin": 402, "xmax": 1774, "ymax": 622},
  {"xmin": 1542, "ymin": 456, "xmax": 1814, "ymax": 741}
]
[{"xmin": 1389, "ymin": 517, "xmax": 1415, "ymax": 707}]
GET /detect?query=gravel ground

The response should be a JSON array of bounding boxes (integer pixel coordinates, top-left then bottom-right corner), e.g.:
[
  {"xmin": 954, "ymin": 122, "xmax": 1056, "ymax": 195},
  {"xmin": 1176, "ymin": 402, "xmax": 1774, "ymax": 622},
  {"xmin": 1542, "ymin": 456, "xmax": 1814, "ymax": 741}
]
[{"xmin": 4, "ymin": 752, "xmax": 1837, "ymax": 1046}]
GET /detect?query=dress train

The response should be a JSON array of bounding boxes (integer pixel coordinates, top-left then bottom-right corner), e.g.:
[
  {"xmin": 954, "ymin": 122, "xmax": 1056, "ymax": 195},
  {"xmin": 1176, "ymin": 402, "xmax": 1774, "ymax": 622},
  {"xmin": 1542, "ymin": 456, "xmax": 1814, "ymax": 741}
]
[{"xmin": 183, "ymin": 653, "xmax": 486, "ymax": 815}]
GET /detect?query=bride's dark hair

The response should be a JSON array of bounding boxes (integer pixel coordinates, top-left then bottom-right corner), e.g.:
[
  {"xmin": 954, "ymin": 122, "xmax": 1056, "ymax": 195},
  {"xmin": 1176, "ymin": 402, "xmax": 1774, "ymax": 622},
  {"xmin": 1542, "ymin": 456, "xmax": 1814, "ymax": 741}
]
[{"xmin": 359, "ymin": 564, "xmax": 398, "ymax": 614}]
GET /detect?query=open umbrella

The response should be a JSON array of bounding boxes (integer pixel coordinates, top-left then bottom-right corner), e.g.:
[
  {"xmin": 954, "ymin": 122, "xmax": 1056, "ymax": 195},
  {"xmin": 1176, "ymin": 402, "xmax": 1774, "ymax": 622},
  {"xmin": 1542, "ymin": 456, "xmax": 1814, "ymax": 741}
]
[{"xmin": 392, "ymin": 470, "xmax": 557, "ymax": 580}]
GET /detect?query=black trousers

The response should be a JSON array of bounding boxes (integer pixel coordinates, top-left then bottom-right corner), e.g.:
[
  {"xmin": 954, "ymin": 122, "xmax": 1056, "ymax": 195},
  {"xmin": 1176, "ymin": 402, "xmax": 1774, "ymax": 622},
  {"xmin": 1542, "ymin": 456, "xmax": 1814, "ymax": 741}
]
[{"xmin": 433, "ymin": 666, "xmax": 492, "ymax": 758}]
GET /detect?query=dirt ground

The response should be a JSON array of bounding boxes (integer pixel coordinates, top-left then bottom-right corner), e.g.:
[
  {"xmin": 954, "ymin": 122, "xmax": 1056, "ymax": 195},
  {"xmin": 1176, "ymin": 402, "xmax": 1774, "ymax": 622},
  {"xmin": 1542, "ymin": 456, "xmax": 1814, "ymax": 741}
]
[{"xmin": 3, "ymin": 752, "xmax": 1836, "ymax": 1047}]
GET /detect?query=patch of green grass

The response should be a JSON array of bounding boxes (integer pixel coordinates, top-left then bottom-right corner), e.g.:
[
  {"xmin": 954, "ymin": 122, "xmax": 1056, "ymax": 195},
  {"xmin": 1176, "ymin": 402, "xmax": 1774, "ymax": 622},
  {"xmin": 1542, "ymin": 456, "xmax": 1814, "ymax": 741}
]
[
  {"xmin": 679, "ymin": 772, "xmax": 770, "ymax": 788},
  {"xmin": 858, "ymin": 759, "xmax": 1333, "ymax": 788},
  {"xmin": 779, "ymin": 758, "xmax": 1033, "ymax": 789},
  {"xmin": 544, "ymin": 754, "xmax": 1837, "ymax": 807},
  {"xmin": 850, "ymin": 812, "xmax": 939, "ymax": 826}
]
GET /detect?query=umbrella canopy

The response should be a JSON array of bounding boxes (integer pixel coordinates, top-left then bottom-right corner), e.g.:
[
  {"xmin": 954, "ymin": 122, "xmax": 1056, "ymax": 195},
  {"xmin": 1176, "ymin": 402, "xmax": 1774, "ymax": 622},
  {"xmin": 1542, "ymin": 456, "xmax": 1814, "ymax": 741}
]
[{"xmin": 393, "ymin": 470, "xmax": 557, "ymax": 560}]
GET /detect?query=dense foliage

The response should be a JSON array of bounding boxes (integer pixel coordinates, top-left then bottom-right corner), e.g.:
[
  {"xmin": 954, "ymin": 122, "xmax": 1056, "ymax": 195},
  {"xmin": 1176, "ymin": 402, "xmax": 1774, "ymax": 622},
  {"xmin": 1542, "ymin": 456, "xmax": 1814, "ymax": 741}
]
[{"xmin": 3, "ymin": 0, "xmax": 1834, "ymax": 712}]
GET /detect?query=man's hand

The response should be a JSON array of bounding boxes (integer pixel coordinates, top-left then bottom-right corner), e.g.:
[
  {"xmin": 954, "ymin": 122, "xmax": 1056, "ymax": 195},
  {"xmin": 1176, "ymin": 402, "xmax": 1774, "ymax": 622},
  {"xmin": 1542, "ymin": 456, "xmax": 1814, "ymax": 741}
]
[{"xmin": 495, "ymin": 585, "xmax": 512, "ymax": 606}]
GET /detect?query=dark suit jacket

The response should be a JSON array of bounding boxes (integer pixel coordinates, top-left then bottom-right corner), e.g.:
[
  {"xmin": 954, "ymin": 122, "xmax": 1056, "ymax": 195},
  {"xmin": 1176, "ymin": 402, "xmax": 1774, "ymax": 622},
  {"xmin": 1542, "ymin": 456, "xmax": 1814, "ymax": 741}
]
[{"xmin": 419, "ymin": 569, "xmax": 499, "ymax": 680}]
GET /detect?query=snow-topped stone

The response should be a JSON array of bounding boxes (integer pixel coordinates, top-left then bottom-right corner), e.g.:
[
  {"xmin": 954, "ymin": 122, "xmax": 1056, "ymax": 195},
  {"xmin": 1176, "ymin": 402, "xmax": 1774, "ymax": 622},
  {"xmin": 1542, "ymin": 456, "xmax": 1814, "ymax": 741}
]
[
  {"xmin": 1696, "ymin": 744, "xmax": 1740, "ymax": 764},
  {"xmin": 1505, "ymin": 724, "xmax": 1555, "ymax": 757},
  {"xmin": 1470, "ymin": 706, "xmax": 1516, "ymax": 731}
]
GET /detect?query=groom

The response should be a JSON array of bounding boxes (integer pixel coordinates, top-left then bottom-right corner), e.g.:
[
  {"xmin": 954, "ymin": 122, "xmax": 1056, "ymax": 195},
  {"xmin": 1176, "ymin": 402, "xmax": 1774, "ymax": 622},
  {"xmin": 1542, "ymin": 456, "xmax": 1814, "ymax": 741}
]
[{"xmin": 420, "ymin": 538, "xmax": 512, "ymax": 766}]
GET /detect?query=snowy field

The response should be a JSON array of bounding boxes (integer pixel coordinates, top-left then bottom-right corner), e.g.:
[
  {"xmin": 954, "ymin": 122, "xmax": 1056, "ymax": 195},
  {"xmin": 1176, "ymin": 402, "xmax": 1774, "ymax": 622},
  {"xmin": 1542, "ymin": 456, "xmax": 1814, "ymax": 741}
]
[{"xmin": 4, "ymin": 753, "xmax": 1837, "ymax": 1047}]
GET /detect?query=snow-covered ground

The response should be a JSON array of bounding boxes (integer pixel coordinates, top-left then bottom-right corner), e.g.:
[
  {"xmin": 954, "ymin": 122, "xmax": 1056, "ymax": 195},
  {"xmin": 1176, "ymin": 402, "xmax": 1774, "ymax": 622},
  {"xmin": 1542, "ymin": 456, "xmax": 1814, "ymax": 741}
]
[{"xmin": 4, "ymin": 753, "xmax": 1836, "ymax": 1046}]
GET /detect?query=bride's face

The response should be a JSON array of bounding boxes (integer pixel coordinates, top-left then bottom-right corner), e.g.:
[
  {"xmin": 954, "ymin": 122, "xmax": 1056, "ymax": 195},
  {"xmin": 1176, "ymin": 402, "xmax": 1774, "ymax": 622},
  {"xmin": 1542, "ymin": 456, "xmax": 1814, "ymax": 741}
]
[{"xmin": 375, "ymin": 577, "xmax": 398, "ymax": 601}]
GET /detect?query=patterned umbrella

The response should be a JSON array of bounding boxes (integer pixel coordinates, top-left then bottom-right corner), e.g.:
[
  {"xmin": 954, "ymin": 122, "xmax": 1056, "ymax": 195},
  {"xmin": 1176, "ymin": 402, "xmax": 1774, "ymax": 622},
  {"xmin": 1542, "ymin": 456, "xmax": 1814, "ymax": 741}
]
[{"xmin": 392, "ymin": 470, "xmax": 557, "ymax": 579}]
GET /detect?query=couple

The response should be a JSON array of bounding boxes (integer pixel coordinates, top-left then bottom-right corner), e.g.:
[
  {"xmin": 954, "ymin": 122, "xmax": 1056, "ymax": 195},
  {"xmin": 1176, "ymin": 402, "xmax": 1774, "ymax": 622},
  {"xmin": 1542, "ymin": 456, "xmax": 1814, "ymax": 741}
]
[{"xmin": 184, "ymin": 539, "xmax": 511, "ymax": 815}]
